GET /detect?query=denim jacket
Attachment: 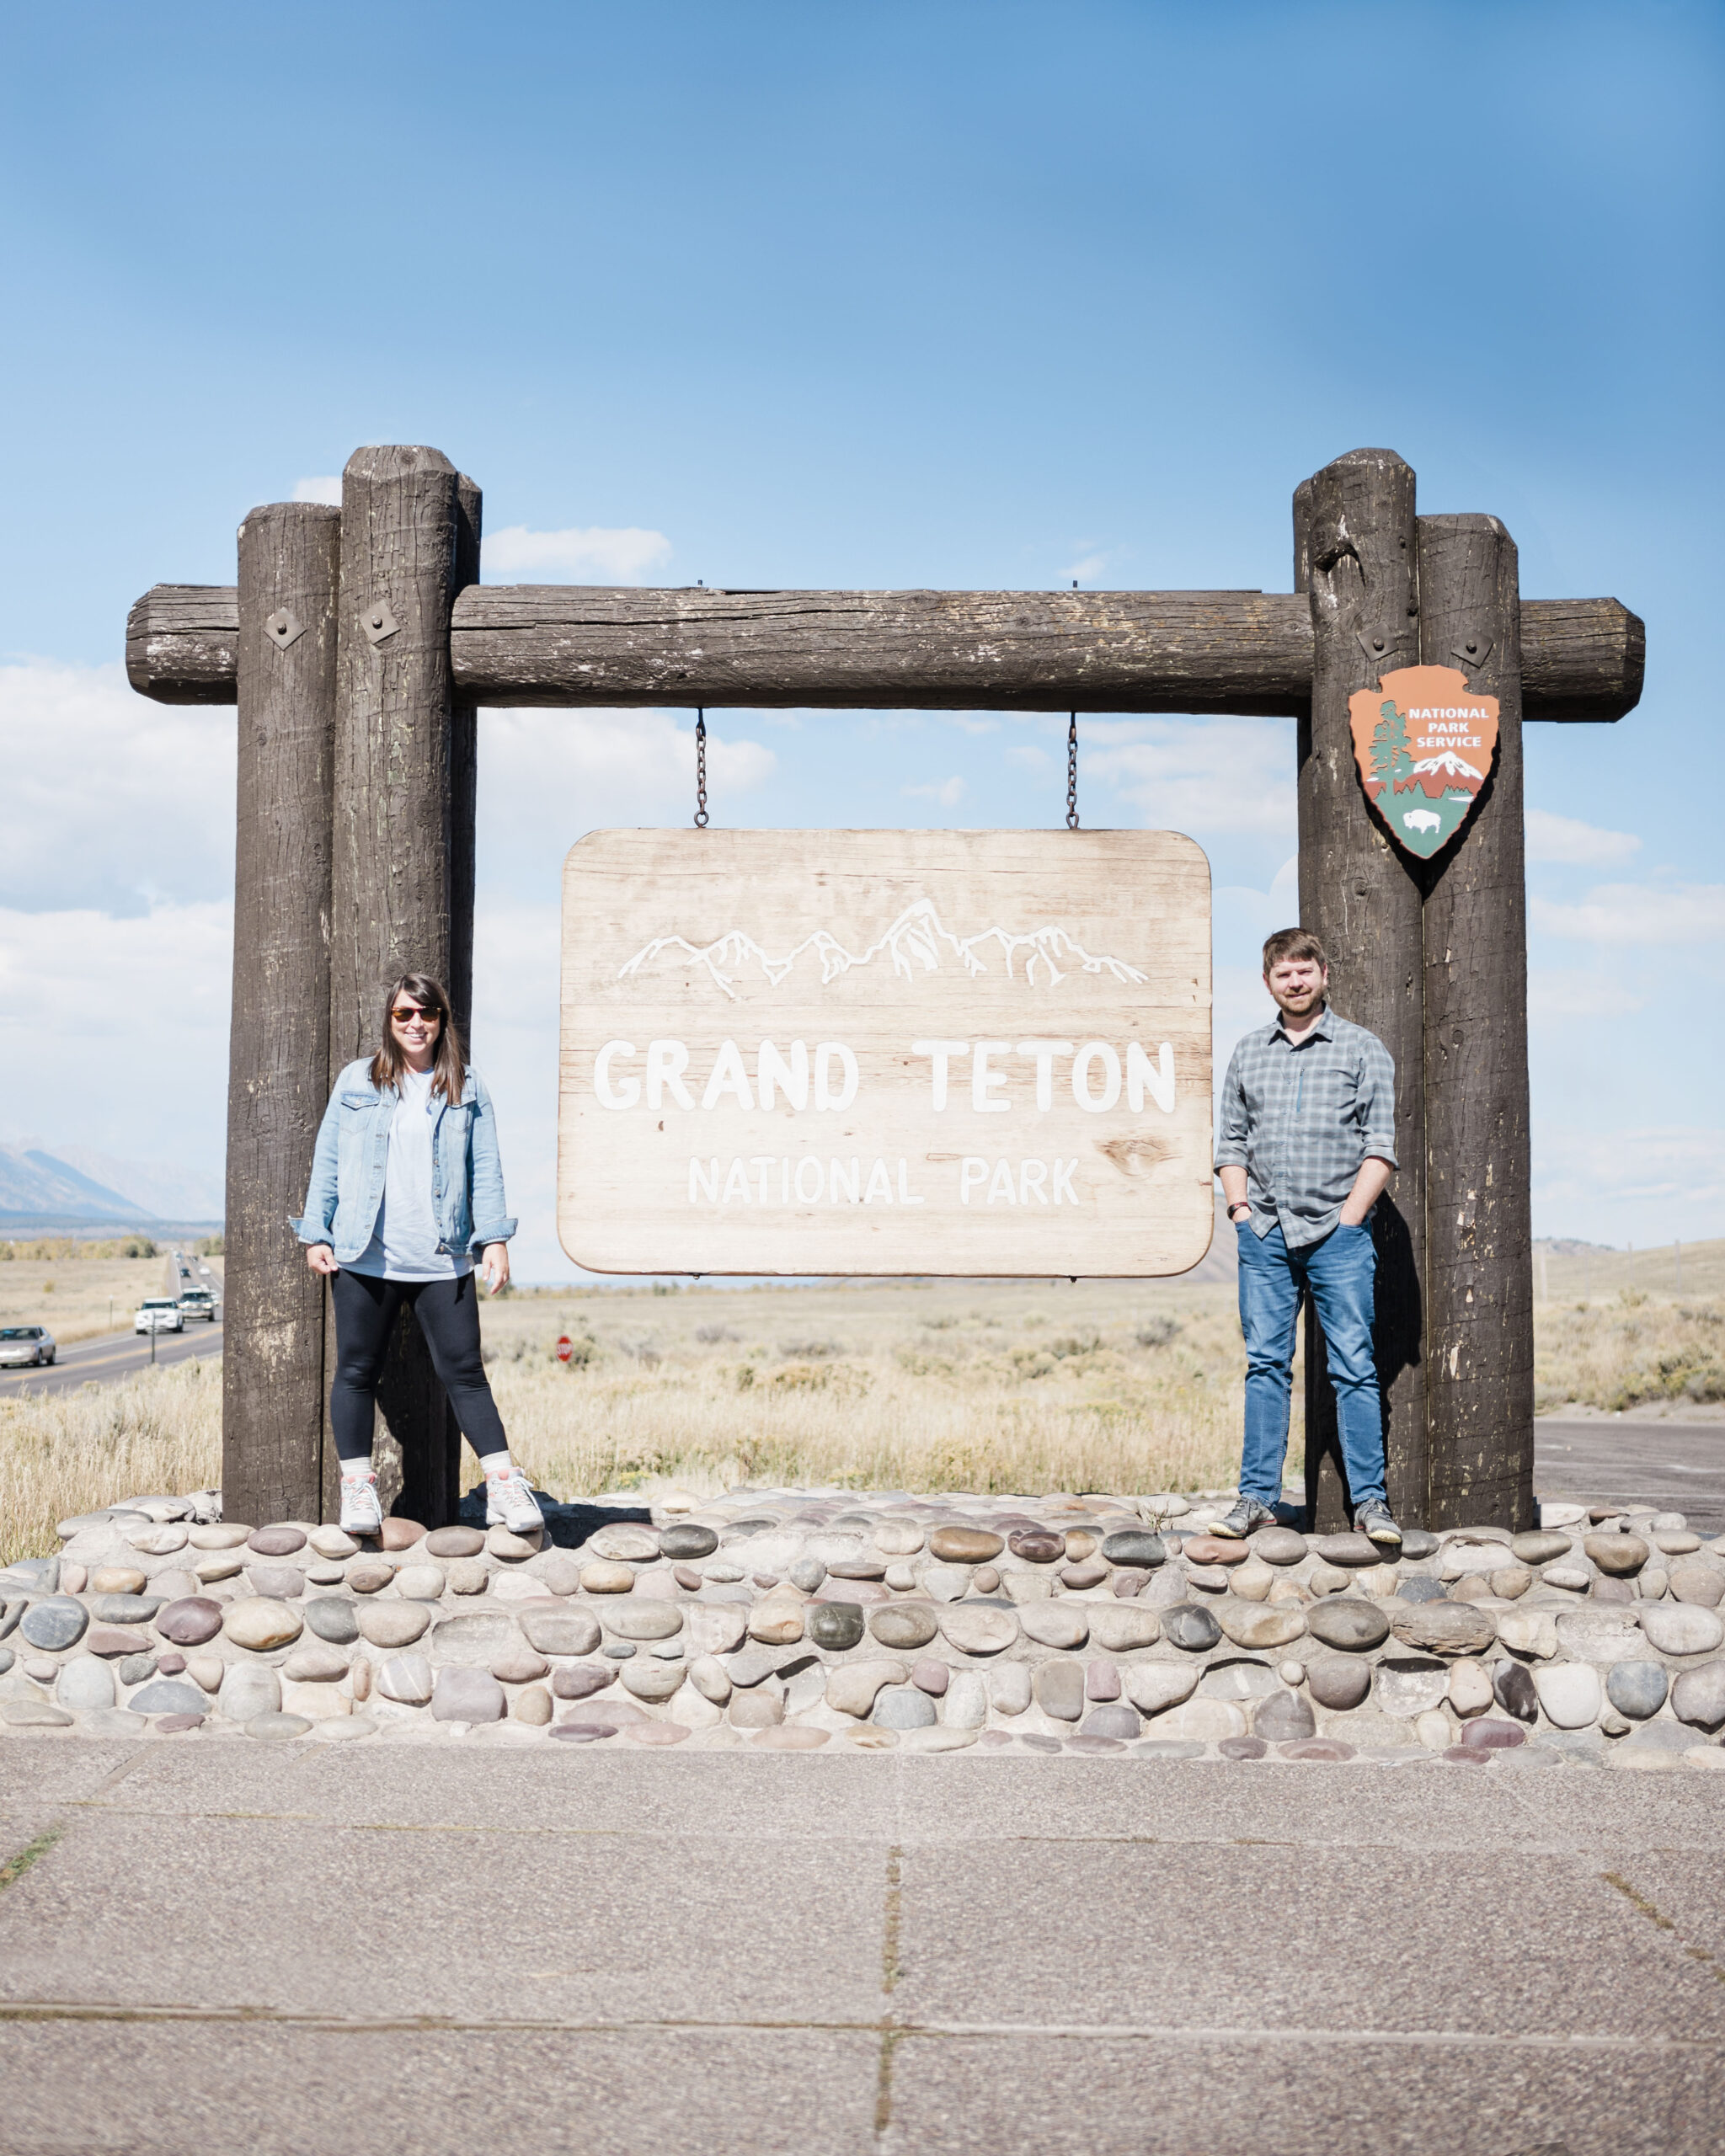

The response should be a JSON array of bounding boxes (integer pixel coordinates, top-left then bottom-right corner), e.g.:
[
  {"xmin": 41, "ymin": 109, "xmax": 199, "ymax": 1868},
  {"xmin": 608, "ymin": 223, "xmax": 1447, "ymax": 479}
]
[{"xmin": 291, "ymin": 1059, "xmax": 517, "ymax": 1263}]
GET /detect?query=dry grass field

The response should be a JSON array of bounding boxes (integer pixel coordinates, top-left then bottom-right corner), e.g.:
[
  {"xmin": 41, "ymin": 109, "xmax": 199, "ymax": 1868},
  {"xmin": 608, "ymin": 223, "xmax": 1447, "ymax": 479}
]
[
  {"xmin": 0, "ymin": 1250, "xmax": 211, "ymax": 1345},
  {"xmin": 2, "ymin": 1240, "xmax": 1720, "ymax": 1566}
]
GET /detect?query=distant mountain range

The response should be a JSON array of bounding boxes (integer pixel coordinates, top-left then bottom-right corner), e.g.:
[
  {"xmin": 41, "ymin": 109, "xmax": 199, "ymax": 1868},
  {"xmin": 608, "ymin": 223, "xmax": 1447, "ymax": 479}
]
[{"xmin": 0, "ymin": 1143, "xmax": 222, "ymax": 1227}]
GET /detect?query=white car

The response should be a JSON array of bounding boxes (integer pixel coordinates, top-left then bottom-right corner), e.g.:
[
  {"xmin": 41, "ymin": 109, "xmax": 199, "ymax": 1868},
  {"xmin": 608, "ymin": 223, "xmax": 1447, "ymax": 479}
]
[
  {"xmin": 0, "ymin": 1325, "xmax": 56, "ymax": 1368},
  {"xmin": 135, "ymin": 1299, "xmax": 184, "ymax": 1335}
]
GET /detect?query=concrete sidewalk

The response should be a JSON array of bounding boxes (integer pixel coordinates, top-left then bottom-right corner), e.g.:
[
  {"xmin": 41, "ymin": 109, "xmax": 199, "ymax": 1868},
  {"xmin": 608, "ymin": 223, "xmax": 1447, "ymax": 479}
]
[{"xmin": 1, "ymin": 1740, "xmax": 1722, "ymax": 2154}]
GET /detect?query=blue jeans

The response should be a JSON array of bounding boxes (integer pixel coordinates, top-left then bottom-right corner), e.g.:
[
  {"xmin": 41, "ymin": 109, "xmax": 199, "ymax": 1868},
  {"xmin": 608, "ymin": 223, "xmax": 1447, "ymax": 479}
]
[{"xmin": 1236, "ymin": 1220, "xmax": 1386, "ymax": 1509}]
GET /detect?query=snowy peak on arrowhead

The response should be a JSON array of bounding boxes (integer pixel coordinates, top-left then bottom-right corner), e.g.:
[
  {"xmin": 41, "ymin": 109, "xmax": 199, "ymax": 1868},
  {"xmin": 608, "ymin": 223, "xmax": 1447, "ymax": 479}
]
[
  {"xmin": 618, "ymin": 898, "xmax": 1147, "ymax": 1001},
  {"xmin": 1407, "ymin": 748, "xmax": 1484, "ymax": 782}
]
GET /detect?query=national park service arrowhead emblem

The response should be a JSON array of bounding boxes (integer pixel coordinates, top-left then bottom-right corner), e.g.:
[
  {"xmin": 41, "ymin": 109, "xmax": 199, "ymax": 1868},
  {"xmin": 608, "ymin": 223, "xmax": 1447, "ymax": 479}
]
[{"xmin": 1348, "ymin": 664, "xmax": 1498, "ymax": 860}]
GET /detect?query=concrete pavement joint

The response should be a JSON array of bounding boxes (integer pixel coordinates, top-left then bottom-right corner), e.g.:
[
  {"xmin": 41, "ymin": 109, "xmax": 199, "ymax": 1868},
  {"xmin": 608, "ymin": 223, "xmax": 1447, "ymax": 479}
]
[
  {"xmin": 1603, "ymin": 1870, "xmax": 1725, "ymax": 1990},
  {"xmin": 0, "ymin": 1827, "xmax": 66, "ymax": 1895},
  {"xmin": 873, "ymin": 1844, "xmax": 904, "ymax": 2143},
  {"xmin": 0, "ymin": 2001, "xmax": 1718, "ymax": 2051}
]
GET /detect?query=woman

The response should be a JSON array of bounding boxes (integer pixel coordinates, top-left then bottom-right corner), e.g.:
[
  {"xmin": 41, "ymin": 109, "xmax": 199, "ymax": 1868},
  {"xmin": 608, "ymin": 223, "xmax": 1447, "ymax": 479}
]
[{"xmin": 293, "ymin": 973, "xmax": 544, "ymax": 1539}]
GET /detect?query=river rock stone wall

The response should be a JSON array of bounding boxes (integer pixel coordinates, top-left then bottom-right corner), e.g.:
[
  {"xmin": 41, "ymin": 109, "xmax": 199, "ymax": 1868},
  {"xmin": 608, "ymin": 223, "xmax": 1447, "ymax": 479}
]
[{"xmin": 3, "ymin": 1487, "xmax": 1723, "ymax": 1768}]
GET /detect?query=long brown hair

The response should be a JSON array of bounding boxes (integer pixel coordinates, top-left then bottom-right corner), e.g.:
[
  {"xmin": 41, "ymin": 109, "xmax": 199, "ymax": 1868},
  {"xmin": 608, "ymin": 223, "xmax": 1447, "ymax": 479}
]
[{"xmin": 369, "ymin": 973, "xmax": 467, "ymax": 1103}]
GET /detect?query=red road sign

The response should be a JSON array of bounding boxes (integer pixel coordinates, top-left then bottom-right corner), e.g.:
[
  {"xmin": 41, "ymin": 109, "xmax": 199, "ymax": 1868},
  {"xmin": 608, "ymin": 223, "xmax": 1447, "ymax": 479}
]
[{"xmin": 555, "ymin": 1335, "xmax": 574, "ymax": 1364}]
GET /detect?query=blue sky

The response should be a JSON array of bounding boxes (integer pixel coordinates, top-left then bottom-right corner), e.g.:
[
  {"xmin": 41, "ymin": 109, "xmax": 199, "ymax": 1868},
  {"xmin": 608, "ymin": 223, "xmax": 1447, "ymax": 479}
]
[{"xmin": 1, "ymin": 1, "xmax": 1720, "ymax": 1274}]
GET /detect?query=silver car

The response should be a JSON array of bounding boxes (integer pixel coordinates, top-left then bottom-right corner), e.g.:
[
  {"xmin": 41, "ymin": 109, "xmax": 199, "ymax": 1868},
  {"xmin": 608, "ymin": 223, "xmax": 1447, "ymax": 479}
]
[{"xmin": 0, "ymin": 1324, "xmax": 56, "ymax": 1367}]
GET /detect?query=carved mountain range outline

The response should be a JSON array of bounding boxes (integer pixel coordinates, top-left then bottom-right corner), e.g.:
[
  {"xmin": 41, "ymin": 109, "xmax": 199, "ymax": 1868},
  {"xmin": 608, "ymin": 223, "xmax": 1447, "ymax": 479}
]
[{"xmin": 617, "ymin": 897, "xmax": 1148, "ymax": 1001}]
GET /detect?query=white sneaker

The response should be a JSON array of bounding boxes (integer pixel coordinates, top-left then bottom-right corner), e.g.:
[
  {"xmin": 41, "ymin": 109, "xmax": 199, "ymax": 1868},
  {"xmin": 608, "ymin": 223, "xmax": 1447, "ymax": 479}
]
[
  {"xmin": 485, "ymin": 1468, "xmax": 545, "ymax": 1535},
  {"xmin": 339, "ymin": 1472, "xmax": 384, "ymax": 1537}
]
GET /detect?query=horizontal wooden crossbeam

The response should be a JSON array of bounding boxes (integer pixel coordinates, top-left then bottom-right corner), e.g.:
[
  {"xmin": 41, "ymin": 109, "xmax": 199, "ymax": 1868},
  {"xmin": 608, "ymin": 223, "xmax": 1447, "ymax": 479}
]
[{"xmin": 126, "ymin": 581, "xmax": 1643, "ymax": 722}]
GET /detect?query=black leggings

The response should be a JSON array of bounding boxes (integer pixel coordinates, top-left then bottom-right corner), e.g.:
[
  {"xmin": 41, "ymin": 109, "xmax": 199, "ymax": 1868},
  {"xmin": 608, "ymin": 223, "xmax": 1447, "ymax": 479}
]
[{"xmin": 328, "ymin": 1268, "xmax": 509, "ymax": 1465}]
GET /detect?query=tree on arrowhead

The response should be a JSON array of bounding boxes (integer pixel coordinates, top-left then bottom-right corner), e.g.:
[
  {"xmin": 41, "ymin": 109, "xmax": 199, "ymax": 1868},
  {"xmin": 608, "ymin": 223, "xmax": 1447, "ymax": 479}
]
[{"xmin": 1369, "ymin": 696, "xmax": 1413, "ymax": 792}]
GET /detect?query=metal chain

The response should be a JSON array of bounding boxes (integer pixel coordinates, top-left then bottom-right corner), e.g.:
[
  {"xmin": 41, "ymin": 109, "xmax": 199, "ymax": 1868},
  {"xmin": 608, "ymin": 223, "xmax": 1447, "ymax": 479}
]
[
  {"xmin": 694, "ymin": 708, "xmax": 708, "ymax": 827},
  {"xmin": 1066, "ymin": 712, "xmax": 1079, "ymax": 828}
]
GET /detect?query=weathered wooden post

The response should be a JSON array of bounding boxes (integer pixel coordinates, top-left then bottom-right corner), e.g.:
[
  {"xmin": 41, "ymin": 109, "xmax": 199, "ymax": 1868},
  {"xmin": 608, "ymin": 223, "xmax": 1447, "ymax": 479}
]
[
  {"xmin": 1298, "ymin": 451, "xmax": 1428, "ymax": 1529},
  {"xmin": 1418, "ymin": 515, "xmax": 1535, "ymax": 1528},
  {"xmin": 223, "ymin": 502, "xmax": 340, "ymax": 1526},
  {"xmin": 326, "ymin": 445, "xmax": 475, "ymax": 1528}
]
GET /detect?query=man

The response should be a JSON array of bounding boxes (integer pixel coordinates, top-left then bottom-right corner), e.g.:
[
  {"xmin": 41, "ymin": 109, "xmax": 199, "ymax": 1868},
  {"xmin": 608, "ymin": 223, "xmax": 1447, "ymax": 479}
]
[{"xmin": 1210, "ymin": 927, "xmax": 1402, "ymax": 1545}]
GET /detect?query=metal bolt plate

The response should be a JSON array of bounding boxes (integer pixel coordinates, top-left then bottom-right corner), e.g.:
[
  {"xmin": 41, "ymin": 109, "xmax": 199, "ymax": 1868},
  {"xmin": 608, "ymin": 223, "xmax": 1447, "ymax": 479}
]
[
  {"xmin": 264, "ymin": 608, "xmax": 305, "ymax": 650},
  {"xmin": 1451, "ymin": 636, "xmax": 1493, "ymax": 670},
  {"xmin": 362, "ymin": 597, "xmax": 399, "ymax": 646}
]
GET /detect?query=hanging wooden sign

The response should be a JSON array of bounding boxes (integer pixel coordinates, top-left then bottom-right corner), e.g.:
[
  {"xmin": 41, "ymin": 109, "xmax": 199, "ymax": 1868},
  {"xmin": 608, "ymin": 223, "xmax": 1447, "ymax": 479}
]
[
  {"xmin": 559, "ymin": 829, "xmax": 1213, "ymax": 1276},
  {"xmin": 1348, "ymin": 664, "xmax": 1499, "ymax": 859}
]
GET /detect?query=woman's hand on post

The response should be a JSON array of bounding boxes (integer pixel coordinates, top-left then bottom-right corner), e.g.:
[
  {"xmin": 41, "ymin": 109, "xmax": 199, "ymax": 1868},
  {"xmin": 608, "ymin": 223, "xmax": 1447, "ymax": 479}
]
[
  {"xmin": 481, "ymin": 1243, "xmax": 510, "ymax": 1294},
  {"xmin": 306, "ymin": 1244, "xmax": 338, "ymax": 1276}
]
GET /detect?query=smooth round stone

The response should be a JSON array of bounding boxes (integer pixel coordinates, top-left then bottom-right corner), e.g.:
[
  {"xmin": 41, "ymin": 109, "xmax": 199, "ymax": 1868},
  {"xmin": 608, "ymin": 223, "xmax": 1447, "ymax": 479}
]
[
  {"xmin": 1217, "ymin": 1734, "xmax": 1268, "ymax": 1760},
  {"xmin": 1439, "ymin": 1540, "xmax": 1508, "ymax": 1582},
  {"xmin": 1375, "ymin": 1658, "xmax": 1449, "ymax": 1717},
  {"xmin": 1655, "ymin": 1530, "xmax": 1701, "ymax": 1556},
  {"xmin": 1057, "ymin": 1561, "xmax": 1107, "ymax": 1591},
  {"xmin": 245, "ymin": 1565, "xmax": 305, "ymax": 1601},
  {"xmin": 1101, "ymin": 1530, "xmax": 1167, "ymax": 1568},
  {"xmin": 1397, "ymin": 1529, "xmax": 1439, "ymax": 1561},
  {"xmin": 527, "ymin": 1552, "xmax": 582, "ymax": 1597},
  {"xmin": 939, "ymin": 1604, "xmax": 1021, "ymax": 1656},
  {"xmin": 916, "ymin": 1565, "xmax": 969, "ymax": 1604},
  {"xmin": 1490, "ymin": 1566, "xmax": 1534, "ymax": 1600},
  {"xmin": 1088, "ymin": 1604, "xmax": 1162, "ymax": 1652},
  {"xmin": 518, "ymin": 1604, "xmax": 602, "ymax": 1657},
  {"xmin": 943, "ymin": 1670, "xmax": 987, "ymax": 1729},
  {"xmin": 579, "ymin": 1561, "xmax": 635, "ymax": 1594},
  {"xmin": 393, "ymin": 1565, "xmax": 446, "ymax": 1602},
  {"xmin": 1512, "ymin": 1531, "xmax": 1574, "ymax": 1566},
  {"xmin": 1492, "ymin": 1659, "xmax": 1540, "ymax": 1722},
  {"xmin": 588, "ymin": 1524, "xmax": 660, "ymax": 1563},
  {"xmin": 724, "ymin": 1689, "xmax": 780, "ymax": 1729},
  {"xmin": 1020, "ymin": 1602, "xmax": 1089, "ymax": 1650},
  {"xmin": 1447, "ymin": 1659, "xmax": 1494, "ymax": 1716},
  {"xmin": 56, "ymin": 1656, "xmax": 116, "ymax": 1710},
  {"xmin": 1607, "ymin": 1662, "xmax": 1669, "ymax": 1719},
  {"xmin": 248, "ymin": 1526, "xmax": 307, "ymax": 1556},
  {"xmin": 1181, "ymin": 1536, "xmax": 1250, "ymax": 1567},
  {"xmin": 247, "ymin": 1712, "xmax": 312, "ymax": 1740},
  {"xmin": 1311, "ymin": 1533, "xmax": 1385, "ymax": 1568},
  {"xmin": 911, "ymin": 1658, "xmax": 949, "ymax": 1696},
  {"xmin": 19, "ymin": 1598, "xmax": 88, "ymax": 1652},
  {"xmin": 1277, "ymin": 1738, "xmax": 1355, "ymax": 1761},
  {"xmin": 0, "ymin": 1699, "xmax": 73, "ymax": 1726},
  {"xmin": 307, "ymin": 1527, "xmax": 360, "ymax": 1559},
  {"xmin": 432, "ymin": 1667, "xmax": 506, "ymax": 1722},
  {"xmin": 1201, "ymin": 1659, "xmax": 1278, "ymax": 1701},
  {"xmin": 88, "ymin": 1566, "xmax": 147, "ymax": 1597},
  {"xmin": 154, "ymin": 1597, "xmax": 224, "ymax": 1646},
  {"xmin": 980, "ymin": 1663, "xmax": 1027, "ymax": 1716},
  {"xmin": 345, "ymin": 1561, "xmax": 395, "ymax": 1594},
  {"xmin": 222, "ymin": 1597, "xmax": 304, "ymax": 1652},
  {"xmin": 513, "ymin": 1684, "xmax": 554, "ymax": 1725},
  {"xmin": 1583, "ymin": 1532, "xmax": 1648, "ymax": 1577},
  {"xmin": 1391, "ymin": 1604, "xmax": 1497, "ymax": 1656},
  {"xmin": 828, "ymin": 1556, "xmax": 889, "ymax": 1583},
  {"xmin": 1673, "ymin": 1662, "xmax": 1725, "ymax": 1731},
  {"xmin": 1007, "ymin": 1530, "xmax": 1064, "ymax": 1564},
  {"xmin": 1306, "ymin": 1598, "xmax": 1390, "ymax": 1652},
  {"xmin": 1253, "ymin": 1689, "xmax": 1316, "ymax": 1741},
  {"xmin": 424, "ymin": 1526, "xmax": 485, "ymax": 1559},
  {"xmin": 787, "ymin": 1557, "xmax": 825, "ymax": 1593},
  {"xmin": 1062, "ymin": 1529, "xmax": 1101, "ymax": 1561},
  {"xmin": 218, "ymin": 1664, "xmax": 281, "ymax": 1721},
  {"xmin": 746, "ymin": 1589, "xmax": 806, "ymax": 1644},
  {"xmin": 1162, "ymin": 1603, "xmax": 1223, "ymax": 1652},
  {"xmin": 1113, "ymin": 1663, "xmax": 1194, "ymax": 1717},
  {"xmin": 1033, "ymin": 1660, "xmax": 1085, "ymax": 1722},
  {"xmin": 302, "ymin": 1598, "xmax": 360, "ymax": 1646},
  {"xmin": 1542, "ymin": 1564, "xmax": 1592, "ymax": 1593},
  {"xmin": 185, "ymin": 1524, "xmax": 248, "ymax": 1550},
  {"xmin": 1456, "ymin": 1716, "xmax": 1525, "ymax": 1751},
  {"xmin": 553, "ymin": 1663, "xmax": 617, "ymax": 1700},
  {"xmin": 747, "ymin": 1724, "xmax": 825, "ymax": 1750},
  {"xmin": 1640, "ymin": 1604, "xmax": 1725, "ymax": 1657},
  {"xmin": 157, "ymin": 1652, "xmax": 187, "ymax": 1676},
  {"xmin": 604, "ymin": 1593, "xmax": 686, "ymax": 1641},
  {"xmin": 1306, "ymin": 1657, "xmax": 1371, "ymax": 1711},
  {"xmin": 1084, "ymin": 1703, "xmax": 1141, "ymax": 1739},
  {"xmin": 377, "ymin": 1652, "xmax": 435, "ymax": 1705},
  {"xmin": 1669, "ymin": 1561, "xmax": 1725, "ymax": 1609},
  {"xmin": 379, "ymin": 1518, "xmax": 427, "ymax": 1552},
  {"xmin": 870, "ymin": 1603, "xmax": 940, "ymax": 1651},
  {"xmin": 684, "ymin": 1605, "xmax": 748, "ymax": 1658},
  {"xmin": 872, "ymin": 1521, "xmax": 926, "ymax": 1557},
  {"xmin": 807, "ymin": 1603, "xmax": 865, "ymax": 1652},
  {"xmin": 128, "ymin": 1678, "xmax": 209, "ymax": 1716},
  {"xmin": 1306, "ymin": 1561, "xmax": 1350, "ymax": 1597},
  {"xmin": 603, "ymin": 1643, "xmax": 636, "ymax": 1660},
  {"xmin": 1535, "ymin": 1662, "xmax": 1603, "ymax": 1728},
  {"xmin": 355, "ymin": 1602, "xmax": 430, "ymax": 1649},
  {"xmin": 284, "ymin": 1641, "xmax": 350, "ymax": 1682},
  {"xmin": 1215, "ymin": 1599, "xmax": 1306, "ymax": 1651},
  {"xmin": 622, "ymin": 1659, "xmax": 686, "ymax": 1701},
  {"xmin": 116, "ymin": 1652, "xmax": 158, "ymax": 1685},
  {"xmin": 1086, "ymin": 1660, "xmax": 1121, "ymax": 1702},
  {"xmin": 1398, "ymin": 1577, "xmax": 1448, "ymax": 1604},
  {"xmin": 184, "ymin": 1653, "xmax": 223, "ymax": 1693},
  {"xmin": 1251, "ymin": 1527, "xmax": 1308, "ymax": 1566}
]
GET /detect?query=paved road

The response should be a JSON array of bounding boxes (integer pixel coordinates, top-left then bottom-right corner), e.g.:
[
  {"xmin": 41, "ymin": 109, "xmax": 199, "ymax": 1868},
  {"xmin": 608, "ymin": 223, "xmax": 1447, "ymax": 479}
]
[
  {"xmin": 1535, "ymin": 1416, "xmax": 1725, "ymax": 1535},
  {"xmin": 0, "ymin": 1738, "xmax": 1718, "ymax": 2154},
  {"xmin": 0, "ymin": 1318, "xmax": 222, "ymax": 1400}
]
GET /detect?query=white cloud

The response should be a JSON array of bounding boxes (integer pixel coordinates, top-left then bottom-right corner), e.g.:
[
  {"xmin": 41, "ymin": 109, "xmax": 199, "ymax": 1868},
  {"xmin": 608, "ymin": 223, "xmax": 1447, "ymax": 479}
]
[
  {"xmin": 0, "ymin": 660, "xmax": 237, "ymax": 914},
  {"xmin": 1006, "ymin": 744, "xmax": 1050, "ymax": 772},
  {"xmin": 1528, "ymin": 969, "xmax": 1649, "ymax": 1020},
  {"xmin": 482, "ymin": 525, "xmax": 673, "ymax": 583},
  {"xmin": 292, "ymin": 476, "xmax": 343, "ymax": 505},
  {"xmin": 1525, "ymin": 808, "xmax": 1641, "ymax": 866},
  {"xmin": 902, "ymin": 776, "xmax": 965, "ymax": 807},
  {"xmin": 1531, "ymin": 883, "xmax": 1725, "ymax": 946},
  {"xmin": 1085, "ymin": 717, "xmax": 1298, "ymax": 839},
  {"xmin": 1063, "ymin": 552, "xmax": 1109, "ymax": 584},
  {"xmin": 1532, "ymin": 1124, "xmax": 1725, "ymax": 1244},
  {"xmin": 0, "ymin": 900, "xmax": 232, "ymax": 1182}
]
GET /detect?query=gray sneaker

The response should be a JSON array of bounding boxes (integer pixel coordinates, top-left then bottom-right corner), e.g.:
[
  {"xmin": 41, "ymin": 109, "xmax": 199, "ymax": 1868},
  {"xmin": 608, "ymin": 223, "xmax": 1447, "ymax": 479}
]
[
  {"xmin": 1210, "ymin": 1495, "xmax": 1278, "ymax": 1540},
  {"xmin": 1354, "ymin": 1498, "xmax": 1402, "ymax": 1547}
]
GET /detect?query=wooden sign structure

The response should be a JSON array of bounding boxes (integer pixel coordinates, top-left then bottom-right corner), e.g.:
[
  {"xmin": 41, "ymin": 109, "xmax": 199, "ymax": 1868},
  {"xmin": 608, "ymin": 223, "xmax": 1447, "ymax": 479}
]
[
  {"xmin": 560, "ymin": 830, "xmax": 1212, "ymax": 1275},
  {"xmin": 127, "ymin": 445, "xmax": 1643, "ymax": 1534}
]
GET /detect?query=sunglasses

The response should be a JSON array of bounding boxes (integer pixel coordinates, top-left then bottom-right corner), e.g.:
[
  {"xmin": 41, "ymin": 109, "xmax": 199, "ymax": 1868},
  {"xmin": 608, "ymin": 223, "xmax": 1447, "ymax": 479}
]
[{"xmin": 392, "ymin": 1006, "xmax": 440, "ymax": 1025}]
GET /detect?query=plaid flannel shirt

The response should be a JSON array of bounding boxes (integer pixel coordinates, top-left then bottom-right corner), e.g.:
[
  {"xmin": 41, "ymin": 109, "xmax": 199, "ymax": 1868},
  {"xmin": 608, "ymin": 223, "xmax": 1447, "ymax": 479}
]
[{"xmin": 1215, "ymin": 1005, "xmax": 1397, "ymax": 1251}]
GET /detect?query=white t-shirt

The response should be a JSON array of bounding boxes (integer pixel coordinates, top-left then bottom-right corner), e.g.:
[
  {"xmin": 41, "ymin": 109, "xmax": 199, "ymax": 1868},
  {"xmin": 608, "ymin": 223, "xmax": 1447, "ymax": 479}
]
[{"xmin": 347, "ymin": 1066, "xmax": 471, "ymax": 1282}]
